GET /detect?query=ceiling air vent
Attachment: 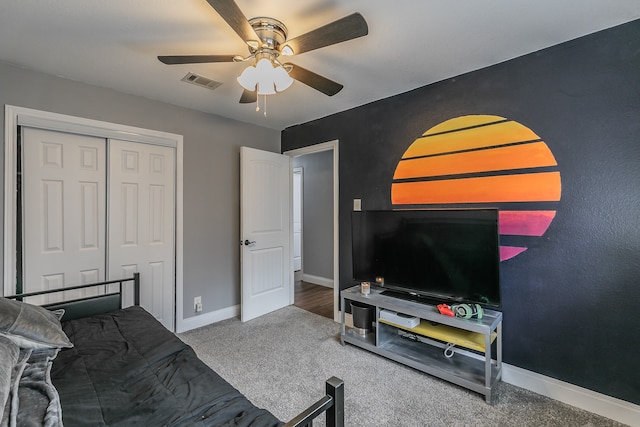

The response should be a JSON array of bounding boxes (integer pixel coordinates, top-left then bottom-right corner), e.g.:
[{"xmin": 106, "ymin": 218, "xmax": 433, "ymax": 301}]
[{"xmin": 181, "ymin": 72, "xmax": 222, "ymax": 91}]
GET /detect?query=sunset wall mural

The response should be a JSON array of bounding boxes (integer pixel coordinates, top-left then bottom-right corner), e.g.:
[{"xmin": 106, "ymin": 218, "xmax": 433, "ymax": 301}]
[
  {"xmin": 282, "ymin": 20, "xmax": 640, "ymax": 406},
  {"xmin": 391, "ymin": 115, "xmax": 562, "ymax": 261}
]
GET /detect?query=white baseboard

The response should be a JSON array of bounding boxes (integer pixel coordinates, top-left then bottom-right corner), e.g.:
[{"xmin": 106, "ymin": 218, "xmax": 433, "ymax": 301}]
[
  {"xmin": 502, "ymin": 363, "xmax": 640, "ymax": 426},
  {"xmin": 302, "ymin": 273, "xmax": 333, "ymax": 288},
  {"xmin": 176, "ymin": 304, "xmax": 239, "ymax": 333}
]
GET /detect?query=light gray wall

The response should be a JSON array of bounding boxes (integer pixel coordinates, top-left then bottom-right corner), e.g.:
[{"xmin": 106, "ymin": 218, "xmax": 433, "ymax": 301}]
[
  {"xmin": 293, "ymin": 150, "xmax": 333, "ymax": 280},
  {"xmin": 0, "ymin": 61, "xmax": 280, "ymax": 319}
]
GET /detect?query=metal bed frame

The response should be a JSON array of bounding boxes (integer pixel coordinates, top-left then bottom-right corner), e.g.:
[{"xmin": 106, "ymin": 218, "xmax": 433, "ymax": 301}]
[
  {"xmin": 5, "ymin": 273, "xmax": 344, "ymax": 427},
  {"xmin": 7, "ymin": 273, "xmax": 141, "ymax": 321}
]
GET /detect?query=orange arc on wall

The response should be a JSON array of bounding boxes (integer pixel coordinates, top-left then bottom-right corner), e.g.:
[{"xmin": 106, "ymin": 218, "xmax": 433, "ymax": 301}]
[
  {"xmin": 394, "ymin": 141, "xmax": 557, "ymax": 180},
  {"xmin": 402, "ymin": 119, "xmax": 541, "ymax": 159},
  {"xmin": 392, "ymin": 172, "xmax": 561, "ymax": 205},
  {"xmin": 391, "ymin": 115, "xmax": 562, "ymax": 261}
]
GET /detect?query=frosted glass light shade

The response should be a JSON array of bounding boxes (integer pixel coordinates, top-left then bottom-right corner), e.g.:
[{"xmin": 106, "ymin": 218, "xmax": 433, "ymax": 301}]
[
  {"xmin": 237, "ymin": 58, "xmax": 293, "ymax": 95},
  {"xmin": 255, "ymin": 58, "xmax": 277, "ymax": 95},
  {"xmin": 273, "ymin": 65, "xmax": 293, "ymax": 91},
  {"xmin": 237, "ymin": 65, "xmax": 258, "ymax": 91}
]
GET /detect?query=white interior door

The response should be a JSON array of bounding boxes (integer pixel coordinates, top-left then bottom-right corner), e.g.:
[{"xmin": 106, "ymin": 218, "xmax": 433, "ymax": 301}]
[
  {"xmin": 22, "ymin": 128, "xmax": 106, "ymax": 304},
  {"xmin": 240, "ymin": 146, "xmax": 292, "ymax": 322},
  {"xmin": 108, "ymin": 139, "xmax": 175, "ymax": 329}
]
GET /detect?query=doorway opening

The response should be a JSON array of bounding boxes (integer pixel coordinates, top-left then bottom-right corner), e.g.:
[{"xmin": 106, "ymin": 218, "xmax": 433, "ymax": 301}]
[{"xmin": 284, "ymin": 140, "xmax": 338, "ymax": 322}]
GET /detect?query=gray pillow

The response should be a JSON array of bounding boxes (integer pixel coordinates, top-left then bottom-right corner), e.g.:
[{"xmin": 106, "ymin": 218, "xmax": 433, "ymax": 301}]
[{"xmin": 0, "ymin": 297, "xmax": 72, "ymax": 350}]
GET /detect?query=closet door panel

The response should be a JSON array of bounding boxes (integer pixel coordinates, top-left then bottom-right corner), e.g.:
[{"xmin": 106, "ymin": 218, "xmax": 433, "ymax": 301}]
[
  {"xmin": 22, "ymin": 128, "xmax": 106, "ymax": 304},
  {"xmin": 108, "ymin": 139, "xmax": 175, "ymax": 329}
]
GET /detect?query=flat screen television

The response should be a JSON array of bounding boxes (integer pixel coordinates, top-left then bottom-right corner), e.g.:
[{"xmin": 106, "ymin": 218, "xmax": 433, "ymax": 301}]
[{"xmin": 351, "ymin": 209, "xmax": 501, "ymax": 308}]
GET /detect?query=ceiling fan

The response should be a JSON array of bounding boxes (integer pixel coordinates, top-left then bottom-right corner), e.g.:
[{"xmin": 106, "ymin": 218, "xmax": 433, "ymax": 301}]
[{"xmin": 158, "ymin": 0, "xmax": 368, "ymax": 104}]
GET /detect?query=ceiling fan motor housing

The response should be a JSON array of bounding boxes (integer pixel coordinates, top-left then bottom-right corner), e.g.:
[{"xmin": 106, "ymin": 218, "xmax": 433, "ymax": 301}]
[{"xmin": 249, "ymin": 17, "xmax": 288, "ymax": 53}]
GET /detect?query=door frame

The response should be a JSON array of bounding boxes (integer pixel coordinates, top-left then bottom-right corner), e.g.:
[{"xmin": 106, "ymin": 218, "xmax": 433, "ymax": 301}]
[
  {"xmin": 284, "ymin": 140, "xmax": 339, "ymax": 322},
  {"xmin": 292, "ymin": 166, "xmax": 303, "ymax": 273},
  {"xmin": 3, "ymin": 105, "xmax": 184, "ymax": 331}
]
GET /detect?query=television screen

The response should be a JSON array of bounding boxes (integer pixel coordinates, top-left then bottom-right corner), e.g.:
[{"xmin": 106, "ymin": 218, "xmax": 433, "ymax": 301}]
[{"xmin": 351, "ymin": 209, "xmax": 501, "ymax": 308}]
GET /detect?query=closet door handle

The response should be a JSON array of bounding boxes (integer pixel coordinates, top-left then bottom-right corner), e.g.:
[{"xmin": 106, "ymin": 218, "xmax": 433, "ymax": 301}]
[{"xmin": 241, "ymin": 239, "xmax": 256, "ymax": 246}]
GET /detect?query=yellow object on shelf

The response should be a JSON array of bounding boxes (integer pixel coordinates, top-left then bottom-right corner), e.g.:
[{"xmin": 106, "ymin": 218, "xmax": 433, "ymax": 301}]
[{"xmin": 379, "ymin": 318, "xmax": 497, "ymax": 352}]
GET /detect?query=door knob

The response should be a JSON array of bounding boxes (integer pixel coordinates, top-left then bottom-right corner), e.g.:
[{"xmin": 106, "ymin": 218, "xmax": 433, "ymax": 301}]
[{"xmin": 242, "ymin": 239, "xmax": 256, "ymax": 246}]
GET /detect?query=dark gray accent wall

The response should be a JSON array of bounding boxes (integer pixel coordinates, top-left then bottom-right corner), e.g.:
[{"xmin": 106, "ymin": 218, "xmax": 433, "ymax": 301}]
[
  {"xmin": 293, "ymin": 150, "xmax": 333, "ymax": 280},
  {"xmin": 282, "ymin": 20, "xmax": 640, "ymax": 404},
  {"xmin": 0, "ymin": 61, "xmax": 280, "ymax": 319}
]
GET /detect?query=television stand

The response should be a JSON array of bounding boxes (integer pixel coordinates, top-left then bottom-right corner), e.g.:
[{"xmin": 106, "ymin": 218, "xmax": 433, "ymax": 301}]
[{"xmin": 340, "ymin": 285, "xmax": 502, "ymax": 403}]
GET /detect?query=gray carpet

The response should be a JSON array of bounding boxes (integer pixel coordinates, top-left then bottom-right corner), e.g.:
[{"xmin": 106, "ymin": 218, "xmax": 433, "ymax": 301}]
[{"xmin": 178, "ymin": 306, "xmax": 624, "ymax": 426}]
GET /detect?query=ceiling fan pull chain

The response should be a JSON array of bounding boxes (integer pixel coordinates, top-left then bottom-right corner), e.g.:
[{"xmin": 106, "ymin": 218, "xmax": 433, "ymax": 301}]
[{"xmin": 264, "ymin": 94, "xmax": 267, "ymax": 117}]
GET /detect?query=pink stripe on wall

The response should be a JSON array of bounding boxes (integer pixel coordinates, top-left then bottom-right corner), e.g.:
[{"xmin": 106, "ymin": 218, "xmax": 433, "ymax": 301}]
[
  {"xmin": 499, "ymin": 210, "xmax": 556, "ymax": 236},
  {"xmin": 500, "ymin": 246, "xmax": 527, "ymax": 261}
]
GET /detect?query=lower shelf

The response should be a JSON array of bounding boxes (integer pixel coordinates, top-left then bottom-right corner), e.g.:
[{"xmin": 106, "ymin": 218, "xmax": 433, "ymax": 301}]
[
  {"xmin": 379, "ymin": 332, "xmax": 500, "ymax": 390},
  {"xmin": 342, "ymin": 326, "xmax": 376, "ymax": 347},
  {"xmin": 342, "ymin": 325, "xmax": 501, "ymax": 402}
]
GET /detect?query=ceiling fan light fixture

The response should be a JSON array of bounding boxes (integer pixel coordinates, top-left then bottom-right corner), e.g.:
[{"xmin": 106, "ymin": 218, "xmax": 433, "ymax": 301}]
[{"xmin": 237, "ymin": 57, "xmax": 293, "ymax": 95}]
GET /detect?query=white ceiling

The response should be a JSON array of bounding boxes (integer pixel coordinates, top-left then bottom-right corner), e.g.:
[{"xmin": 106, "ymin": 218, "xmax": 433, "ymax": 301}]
[{"xmin": 1, "ymin": 1, "xmax": 639, "ymax": 131}]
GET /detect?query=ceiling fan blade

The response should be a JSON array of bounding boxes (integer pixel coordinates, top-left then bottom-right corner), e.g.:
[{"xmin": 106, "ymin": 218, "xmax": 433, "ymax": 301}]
[
  {"xmin": 239, "ymin": 89, "xmax": 257, "ymax": 104},
  {"xmin": 285, "ymin": 63, "xmax": 343, "ymax": 96},
  {"xmin": 283, "ymin": 13, "xmax": 368, "ymax": 55},
  {"xmin": 158, "ymin": 55, "xmax": 236, "ymax": 64},
  {"xmin": 205, "ymin": 0, "xmax": 260, "ymax": 46}
]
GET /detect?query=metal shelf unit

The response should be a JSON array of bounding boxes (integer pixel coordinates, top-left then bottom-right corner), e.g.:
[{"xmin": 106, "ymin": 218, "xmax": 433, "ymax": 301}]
[{"xmin": 340, "ymin": 286, "xmax": 502, "ymax": 403}]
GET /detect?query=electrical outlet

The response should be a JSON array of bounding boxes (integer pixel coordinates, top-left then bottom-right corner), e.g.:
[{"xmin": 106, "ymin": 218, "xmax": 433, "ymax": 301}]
[{"xmin": 194, "ymin": 296, "xmax": 202, "ymax": 313}]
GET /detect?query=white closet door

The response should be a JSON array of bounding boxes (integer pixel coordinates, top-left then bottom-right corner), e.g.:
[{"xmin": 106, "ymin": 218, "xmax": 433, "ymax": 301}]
[
  {"xmin": 108, "ymin": 139, "xmax": 175, "ymax": 329},
  {"xmin": 22, "ymin": 128, "xmax": 106, "ymax": 304}
]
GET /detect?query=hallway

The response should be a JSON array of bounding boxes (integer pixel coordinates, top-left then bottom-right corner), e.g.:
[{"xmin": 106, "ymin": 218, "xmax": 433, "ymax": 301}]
[{"xmin": 293, "ymin": 280, "xmax": 333, "ymax": 319}]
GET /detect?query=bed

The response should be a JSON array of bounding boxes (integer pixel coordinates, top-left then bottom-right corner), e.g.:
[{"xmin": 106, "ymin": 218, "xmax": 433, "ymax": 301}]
[{"xmin": 1, "ymin": 274, "xmax": 344, "ymax": 427}]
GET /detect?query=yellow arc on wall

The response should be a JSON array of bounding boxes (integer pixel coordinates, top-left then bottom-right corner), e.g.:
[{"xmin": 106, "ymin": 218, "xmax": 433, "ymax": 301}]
[{"xmin": 391, "ymin": 115, "xmax": 562, "ymax": 261}]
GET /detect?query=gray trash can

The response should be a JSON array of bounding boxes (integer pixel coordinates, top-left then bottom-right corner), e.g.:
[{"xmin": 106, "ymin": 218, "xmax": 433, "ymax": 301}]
[{"xmin": 350, "ymin": 301, "xmax": 374, "ymax": 335}]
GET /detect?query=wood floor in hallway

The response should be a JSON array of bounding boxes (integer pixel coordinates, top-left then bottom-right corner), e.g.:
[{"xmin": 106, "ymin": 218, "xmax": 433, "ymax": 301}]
[{"xmin": 294, "ymin": 280, "xmax": 333, "ymax": 319}]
